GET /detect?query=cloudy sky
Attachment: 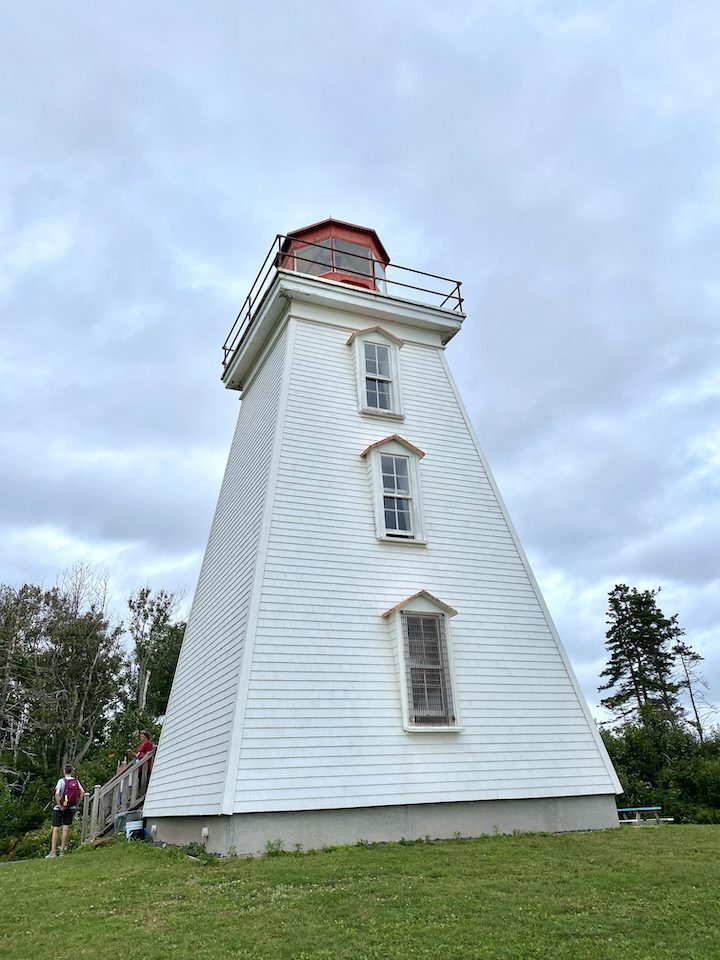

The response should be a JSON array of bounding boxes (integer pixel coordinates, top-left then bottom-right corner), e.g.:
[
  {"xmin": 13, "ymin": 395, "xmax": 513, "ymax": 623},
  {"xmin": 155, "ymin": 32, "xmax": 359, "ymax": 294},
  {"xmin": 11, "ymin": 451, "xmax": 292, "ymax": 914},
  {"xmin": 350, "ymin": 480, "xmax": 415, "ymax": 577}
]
[{"xmin": 1, "ymin": 1, "xmax": 718, "ymax": 718}]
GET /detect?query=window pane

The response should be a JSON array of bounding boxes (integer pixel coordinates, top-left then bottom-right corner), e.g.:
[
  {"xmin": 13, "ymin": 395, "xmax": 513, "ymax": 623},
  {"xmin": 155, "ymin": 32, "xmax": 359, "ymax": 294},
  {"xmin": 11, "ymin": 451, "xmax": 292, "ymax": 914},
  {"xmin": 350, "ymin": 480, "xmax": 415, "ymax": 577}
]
[
  {"xmin": 383, "ymin": 495, "xmax": 412, "ymax": 535},
  {"xmin": 375, "ymin": 381, "xmax": 390, "ymax": 409},
  {"xmin": 373, "ymin": 259, "xmax": 387, "ymax": 294},
  {"xmin": 397, "ymin": 501, "xmax": 411, "ymax": 530},
  {"xmin": 364, "ymin": 342, "xmax": 390, "ymax": 379},
  {"xmin": 366, "ymin": 378, "xmax": 390, "ymax": 409},
  {"xmin": 295, "ymin": 240, "xmax": 331, "ymax": 276},
  {"xmin": 334, "ymin": 239, "xmax": 372, "ymax": 277},
  {"xmin": 374, "ymin": 345, "xmax": 390, "ymax": 378},
  {"xmin": 381, "ymin": 454, "xmax": 395, "ymax": 489},
  {"xmin": 381, "ymin": 455, "xmax": 410, "ymax": 493}
]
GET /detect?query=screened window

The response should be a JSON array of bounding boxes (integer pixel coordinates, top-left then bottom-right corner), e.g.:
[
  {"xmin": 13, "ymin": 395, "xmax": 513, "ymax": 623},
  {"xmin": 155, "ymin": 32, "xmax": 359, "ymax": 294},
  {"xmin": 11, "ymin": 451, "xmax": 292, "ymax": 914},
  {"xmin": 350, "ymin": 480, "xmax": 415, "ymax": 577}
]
[
  {"xmin": 364, "ymin": 341, "xmax": 392, "ymax": 411},
  {"xmin": 381, "ymin": 454, "xmax": 413, "ymax": 537},
  {"xmin": 402, "ymin": 612, "xmax": 456, "ymax": 726}
]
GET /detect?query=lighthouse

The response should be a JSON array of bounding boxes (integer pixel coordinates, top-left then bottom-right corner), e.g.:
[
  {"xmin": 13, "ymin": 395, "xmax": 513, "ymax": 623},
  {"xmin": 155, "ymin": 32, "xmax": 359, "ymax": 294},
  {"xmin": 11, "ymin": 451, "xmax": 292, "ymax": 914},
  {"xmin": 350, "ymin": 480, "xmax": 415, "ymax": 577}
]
[{"xmin": 143, "ymin": 219, "xmax": 621, "ymax": 855}]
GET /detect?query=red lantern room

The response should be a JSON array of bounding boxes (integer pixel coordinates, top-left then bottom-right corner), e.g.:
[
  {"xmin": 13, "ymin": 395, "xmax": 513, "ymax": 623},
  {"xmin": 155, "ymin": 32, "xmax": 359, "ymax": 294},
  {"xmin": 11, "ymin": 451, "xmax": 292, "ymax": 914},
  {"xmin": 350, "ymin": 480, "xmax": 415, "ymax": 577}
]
[{"xmin": 280, "ymin": 218, "xmax": 389, "ymax": 292}]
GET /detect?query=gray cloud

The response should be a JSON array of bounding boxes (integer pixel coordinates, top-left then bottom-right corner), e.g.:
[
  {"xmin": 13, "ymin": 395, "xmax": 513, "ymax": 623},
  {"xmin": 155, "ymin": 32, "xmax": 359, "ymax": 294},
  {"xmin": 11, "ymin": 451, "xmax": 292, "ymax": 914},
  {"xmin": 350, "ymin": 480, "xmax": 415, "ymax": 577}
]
[{"xmin": 1, "ymin": 1, "xmax": 718, "ymax": 713}]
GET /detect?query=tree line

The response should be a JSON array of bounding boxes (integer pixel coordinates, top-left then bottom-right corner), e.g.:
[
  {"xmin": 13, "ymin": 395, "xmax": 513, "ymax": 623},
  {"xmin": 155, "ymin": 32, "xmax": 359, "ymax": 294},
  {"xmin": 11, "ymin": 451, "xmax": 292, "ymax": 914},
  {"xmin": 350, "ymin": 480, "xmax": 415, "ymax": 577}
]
[
  {"xmin": 0, "ymin": 565, "xmax": 185, "ymax": 848},
  {"xmin": 598, "ymin": 583, "xmax": 720, "ymax": 822},
  {"xmin": 1, "ymin": 570, "xmax": 718, "ymax": 853}
]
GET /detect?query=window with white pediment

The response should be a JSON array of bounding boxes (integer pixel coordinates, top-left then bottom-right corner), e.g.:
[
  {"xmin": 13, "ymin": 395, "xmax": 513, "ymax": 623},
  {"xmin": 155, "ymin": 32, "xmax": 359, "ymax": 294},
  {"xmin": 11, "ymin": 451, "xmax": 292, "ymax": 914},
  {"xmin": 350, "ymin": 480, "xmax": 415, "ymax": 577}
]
[
  {"xmin": 361, "ymin": 436, "xmax": 426, "ymax": 544},
  {"xmin": 382, "ymin": 591, "xmax": 461, "ymax": 732},
  {"xmin": 347, "ymin": 327, "xmax": 404, "ymax": 419}
]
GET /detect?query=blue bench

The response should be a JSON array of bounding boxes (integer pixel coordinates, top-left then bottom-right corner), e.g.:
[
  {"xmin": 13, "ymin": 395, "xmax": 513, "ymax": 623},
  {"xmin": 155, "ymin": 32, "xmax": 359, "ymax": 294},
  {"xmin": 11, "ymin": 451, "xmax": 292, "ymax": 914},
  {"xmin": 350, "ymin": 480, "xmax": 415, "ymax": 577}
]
[{"xmin": 617, "ymin": 806, "xmax": 673, "ymax": 825}]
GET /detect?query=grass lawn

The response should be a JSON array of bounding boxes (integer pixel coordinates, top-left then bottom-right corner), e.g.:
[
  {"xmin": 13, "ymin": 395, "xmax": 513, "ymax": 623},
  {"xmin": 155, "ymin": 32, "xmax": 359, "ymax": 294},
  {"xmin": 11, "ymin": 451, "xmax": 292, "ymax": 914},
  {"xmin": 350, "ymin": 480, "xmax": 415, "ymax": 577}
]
[{"xmin": 1, "ymin": 826, "xmax": 719, "ymax": 959}]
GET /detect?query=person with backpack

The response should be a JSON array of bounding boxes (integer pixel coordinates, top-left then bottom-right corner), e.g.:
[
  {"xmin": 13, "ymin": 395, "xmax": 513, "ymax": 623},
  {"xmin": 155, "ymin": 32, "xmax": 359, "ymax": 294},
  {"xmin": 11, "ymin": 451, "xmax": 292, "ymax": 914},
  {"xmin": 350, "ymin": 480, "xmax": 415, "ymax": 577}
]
[{"xmin": 46, "ymin": 764, "xmax": 85, "ymax": 858}]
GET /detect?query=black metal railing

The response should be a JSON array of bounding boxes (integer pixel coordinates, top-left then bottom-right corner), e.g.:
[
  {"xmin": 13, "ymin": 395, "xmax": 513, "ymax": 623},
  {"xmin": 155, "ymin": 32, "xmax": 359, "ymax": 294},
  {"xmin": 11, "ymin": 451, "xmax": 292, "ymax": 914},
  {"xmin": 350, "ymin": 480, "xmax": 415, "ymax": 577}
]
[{"xmin": 222, "ymin": 234, "xmax": 464, "ymax": 372}]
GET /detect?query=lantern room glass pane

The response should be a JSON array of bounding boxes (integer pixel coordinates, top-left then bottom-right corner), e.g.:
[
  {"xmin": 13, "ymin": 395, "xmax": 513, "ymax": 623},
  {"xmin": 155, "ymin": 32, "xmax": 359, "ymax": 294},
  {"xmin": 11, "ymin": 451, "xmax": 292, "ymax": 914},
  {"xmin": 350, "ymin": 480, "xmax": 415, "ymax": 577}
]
[
  {"xmin": 333, "ymin": 239, "xmax": 372, "ymax": 277},
  {"xmin": 295, "ymin": 240, "xmax": 331, "ymax": 276},
  {"xmin": 373, "ymin": 259, "xmax": 387, "ymax": 293}
]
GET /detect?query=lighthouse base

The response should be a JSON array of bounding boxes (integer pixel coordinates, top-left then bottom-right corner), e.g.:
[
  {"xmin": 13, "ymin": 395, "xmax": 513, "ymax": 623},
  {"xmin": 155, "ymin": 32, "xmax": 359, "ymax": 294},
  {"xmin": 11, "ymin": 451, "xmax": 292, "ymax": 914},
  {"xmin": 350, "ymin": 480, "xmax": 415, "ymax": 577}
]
[{"xmin": 147, "ymin": 794, "xmax": 618, "ymax": 857}]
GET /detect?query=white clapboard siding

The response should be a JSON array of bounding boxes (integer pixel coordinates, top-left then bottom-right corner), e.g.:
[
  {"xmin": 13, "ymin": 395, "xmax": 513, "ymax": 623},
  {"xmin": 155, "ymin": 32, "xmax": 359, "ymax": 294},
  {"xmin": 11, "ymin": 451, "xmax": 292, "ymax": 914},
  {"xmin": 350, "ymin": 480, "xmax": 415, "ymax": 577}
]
[
  {"xmin": 227, "ymin": 315, "xmax": 617, "ymax": 812},
  {"xmin": 143, "ymin": 328, "xmax": 288, "ymax": 817}
]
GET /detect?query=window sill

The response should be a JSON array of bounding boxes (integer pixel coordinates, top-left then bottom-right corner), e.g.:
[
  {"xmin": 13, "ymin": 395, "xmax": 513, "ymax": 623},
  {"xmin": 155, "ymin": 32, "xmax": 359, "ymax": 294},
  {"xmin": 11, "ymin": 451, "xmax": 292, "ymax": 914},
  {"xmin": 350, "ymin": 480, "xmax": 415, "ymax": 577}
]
[
  {"xmin": 377, "ymin": 535, "xmax": 427, "ymax": 546},
  {"xmin": 360, "ymin": 407, "xmax": 405, "ymax": 422},
  {"xmin": 403, "ymin": 725, "xmax": 464, "ymax": 734}
]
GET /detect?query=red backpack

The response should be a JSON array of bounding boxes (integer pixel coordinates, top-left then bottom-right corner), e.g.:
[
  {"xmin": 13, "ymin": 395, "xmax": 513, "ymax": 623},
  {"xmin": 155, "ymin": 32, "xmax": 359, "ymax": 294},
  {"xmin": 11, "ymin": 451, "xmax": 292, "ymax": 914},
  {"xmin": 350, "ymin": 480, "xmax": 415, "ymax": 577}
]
[{"xmin": 60, "ymin": 777, "xmax": 81, "ymax": 808}]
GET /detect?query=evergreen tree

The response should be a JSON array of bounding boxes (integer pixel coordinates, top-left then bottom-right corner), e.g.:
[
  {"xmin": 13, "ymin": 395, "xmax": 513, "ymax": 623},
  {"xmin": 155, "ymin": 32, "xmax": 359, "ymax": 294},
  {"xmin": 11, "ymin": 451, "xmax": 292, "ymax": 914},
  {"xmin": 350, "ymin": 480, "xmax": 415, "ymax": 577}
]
[{"xmin": 599, "ymin": 584, "xmax": 683, "ymax": 723}]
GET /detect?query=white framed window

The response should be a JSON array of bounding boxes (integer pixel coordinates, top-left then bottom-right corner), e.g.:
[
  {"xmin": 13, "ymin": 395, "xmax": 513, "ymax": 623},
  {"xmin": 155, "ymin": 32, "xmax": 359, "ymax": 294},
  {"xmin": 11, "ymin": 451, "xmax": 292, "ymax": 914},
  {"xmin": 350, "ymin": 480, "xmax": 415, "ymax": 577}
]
[
  {"xmin": 381, "ymin": 453, "xmax": 412, "ymax": 537},
  {"xmin": 364, "ymin": 341, "xmax": 392, "ymax": 411},
  {"xmin": 361, "ymin": 436, "xmax": 426, "ymax": 544},
  {"xmin": 382, "ymin": 591, "xmax": 460, "ymax": 733},
  {"xmin": 347, "ymin": 327, "xmax": 404, "ymax": 419}
]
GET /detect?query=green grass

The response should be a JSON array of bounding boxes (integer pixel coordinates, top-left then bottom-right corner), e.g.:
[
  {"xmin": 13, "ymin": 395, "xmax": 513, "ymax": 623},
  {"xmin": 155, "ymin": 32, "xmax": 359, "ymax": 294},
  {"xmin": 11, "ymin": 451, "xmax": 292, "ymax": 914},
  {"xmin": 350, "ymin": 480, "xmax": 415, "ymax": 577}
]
[{"xmin": 1, "ymin": 827, "xmax": 719, "ymax": 959}]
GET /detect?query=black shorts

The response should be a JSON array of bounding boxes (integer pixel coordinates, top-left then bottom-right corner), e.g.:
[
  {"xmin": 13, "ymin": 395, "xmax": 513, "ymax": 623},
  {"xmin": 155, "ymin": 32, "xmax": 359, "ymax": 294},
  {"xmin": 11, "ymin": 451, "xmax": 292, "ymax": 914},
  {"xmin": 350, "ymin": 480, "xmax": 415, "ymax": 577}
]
[{"xmin": 52, "ymin": 807, "xmax": 76, "ymax": 827}]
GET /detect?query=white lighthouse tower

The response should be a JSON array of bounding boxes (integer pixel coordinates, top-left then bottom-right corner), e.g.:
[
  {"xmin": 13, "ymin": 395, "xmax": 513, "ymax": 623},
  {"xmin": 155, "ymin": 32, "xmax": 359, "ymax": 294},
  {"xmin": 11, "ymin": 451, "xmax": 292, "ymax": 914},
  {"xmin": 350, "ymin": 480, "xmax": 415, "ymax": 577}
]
[{"xmin": 143, "ymin": 219, "xmax": 621, "ymax": 855}]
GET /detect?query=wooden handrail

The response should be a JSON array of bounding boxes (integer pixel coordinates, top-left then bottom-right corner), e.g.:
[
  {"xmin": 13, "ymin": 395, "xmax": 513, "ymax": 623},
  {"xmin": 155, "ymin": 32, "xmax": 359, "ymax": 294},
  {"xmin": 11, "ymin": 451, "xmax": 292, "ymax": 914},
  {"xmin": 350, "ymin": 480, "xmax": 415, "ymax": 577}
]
[{"xmin": 82, "ymin": 747, "xmax": 156, "ymax": 843}]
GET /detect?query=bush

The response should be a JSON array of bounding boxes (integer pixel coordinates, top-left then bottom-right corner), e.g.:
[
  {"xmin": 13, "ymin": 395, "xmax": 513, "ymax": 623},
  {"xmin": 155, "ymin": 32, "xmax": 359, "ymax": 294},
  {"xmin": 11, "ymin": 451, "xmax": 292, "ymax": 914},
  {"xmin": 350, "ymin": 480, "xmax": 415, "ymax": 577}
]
[
  {"xmin": 0, "ymin": 818, "xmax": 85, "ymax": 862},
  {"xmin": 603, "ymin": 714, "xmax": 720, "ymax": 823},
  {"xmin": 0, "ymin": 775, "xmax": 48, "ymax": 841}
]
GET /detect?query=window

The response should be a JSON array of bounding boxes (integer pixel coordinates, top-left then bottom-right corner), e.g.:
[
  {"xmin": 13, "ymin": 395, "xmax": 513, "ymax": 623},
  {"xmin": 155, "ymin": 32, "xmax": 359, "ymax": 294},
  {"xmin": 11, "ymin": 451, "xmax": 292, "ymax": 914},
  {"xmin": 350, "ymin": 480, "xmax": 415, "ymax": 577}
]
[
  {"xmin": 295, "ymin": 239, "xmax": 331, "ymax": 275},
  {"xmin": 333, "ymin": 239, "xmax": 372, "ymax": 277},
  {"xmin": 291, "ymin": 237, "xmax": 381, "ymax": 285},
  {"xmin": 373, "ymin": 258, "xmax": 387, "ymax": 294},
  {"xmin": 348, "ymin": 327, "xmax": 403, "ymax": 418},
  {"xmin": 402, "ymin": 612, "xmax": 456, "ymax": 727},
  {"xmin": 365, "ymin": 341, "xmax": 392, "ymax": 411},
  {"xmin": 381, "ymin": 590, "xmax": 460, "ymax": 732},
  {"xmin": 381, "ymin": 454, "xmax": 412, "ymax": 537},
  {"xmin": 361, "ymin": 435, "xmax": 425, "ymax": 543}
]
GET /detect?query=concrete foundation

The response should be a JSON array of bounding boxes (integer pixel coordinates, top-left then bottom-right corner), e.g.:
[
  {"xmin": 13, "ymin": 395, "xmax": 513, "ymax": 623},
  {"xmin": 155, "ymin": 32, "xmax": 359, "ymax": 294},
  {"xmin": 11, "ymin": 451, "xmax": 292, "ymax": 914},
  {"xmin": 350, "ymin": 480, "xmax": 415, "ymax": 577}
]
[{"xmin": 147, "ymin": 794, "xmax": 619, "ymax": 857}]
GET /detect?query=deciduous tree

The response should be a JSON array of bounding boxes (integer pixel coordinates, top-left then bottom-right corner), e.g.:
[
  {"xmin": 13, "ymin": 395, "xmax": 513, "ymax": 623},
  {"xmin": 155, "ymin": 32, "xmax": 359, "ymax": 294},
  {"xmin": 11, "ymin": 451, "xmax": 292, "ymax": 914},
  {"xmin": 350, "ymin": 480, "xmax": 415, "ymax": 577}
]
[{"xmin": 127, "ymin": 587, "xmax": 182, "ymax": 712}]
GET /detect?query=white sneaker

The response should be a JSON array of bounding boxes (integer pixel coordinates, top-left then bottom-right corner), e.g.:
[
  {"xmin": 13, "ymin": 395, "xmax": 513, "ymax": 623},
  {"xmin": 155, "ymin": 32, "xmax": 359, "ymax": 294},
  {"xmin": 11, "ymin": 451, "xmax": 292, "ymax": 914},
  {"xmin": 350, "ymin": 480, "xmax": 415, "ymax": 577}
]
[{"xmin": 45, "ymin": 852, "xmax": 57, "ymax": 858}]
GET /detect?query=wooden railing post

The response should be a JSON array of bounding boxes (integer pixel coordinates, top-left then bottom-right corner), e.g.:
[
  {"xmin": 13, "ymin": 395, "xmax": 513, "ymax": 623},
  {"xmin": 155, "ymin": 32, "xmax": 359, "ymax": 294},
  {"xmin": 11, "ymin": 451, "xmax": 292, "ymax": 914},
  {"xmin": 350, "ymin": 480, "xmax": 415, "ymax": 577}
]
[
  {"xmin": 89, "ymin": 784, "xmax": 101, "ymax": 842},
  {"xmin": 130, "ymin": 768, "xmax": 139, "ymax": 808},
  {"xmin": 81, "ymin": 792, "xmax": 90, "ymax": 842}
]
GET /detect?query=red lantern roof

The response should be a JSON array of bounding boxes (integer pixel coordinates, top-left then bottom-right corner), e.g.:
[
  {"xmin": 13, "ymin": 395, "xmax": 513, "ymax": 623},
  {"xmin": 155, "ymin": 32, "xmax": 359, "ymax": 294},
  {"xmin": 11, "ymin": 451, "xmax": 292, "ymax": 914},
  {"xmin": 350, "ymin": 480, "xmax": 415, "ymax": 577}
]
[{"xmin": 280, "ymin": 218, "xmax": 389, "ymax": 292}]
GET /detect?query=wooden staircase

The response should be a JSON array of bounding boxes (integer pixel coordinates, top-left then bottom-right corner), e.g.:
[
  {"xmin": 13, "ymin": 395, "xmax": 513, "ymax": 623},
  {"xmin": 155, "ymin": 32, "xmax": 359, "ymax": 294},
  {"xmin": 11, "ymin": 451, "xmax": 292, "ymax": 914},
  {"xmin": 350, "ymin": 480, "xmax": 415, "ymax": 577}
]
[{"xmin": 81, "ymin": 748, "xmax": 156, "ymax": 843}]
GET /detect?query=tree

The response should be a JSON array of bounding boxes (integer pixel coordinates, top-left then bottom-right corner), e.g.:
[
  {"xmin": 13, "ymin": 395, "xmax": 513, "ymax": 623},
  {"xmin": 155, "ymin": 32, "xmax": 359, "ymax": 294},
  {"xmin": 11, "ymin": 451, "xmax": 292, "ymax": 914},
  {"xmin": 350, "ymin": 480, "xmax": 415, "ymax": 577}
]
[
  {"xmin": 673, "ymin": 640, "xmax": 712, "ymax": 744},
  {"xmin": 0, "ymin": 583, "xmax": 43, "ymax": 779},
  {"xmin": 0, "ymin": 566, "xmax": 126, "ymax": 807},
  {"xmin": 599, "ymin": 584, "xmax": 683, "ymax": 724},
  {"xmin": 144, "ymin": 620, "xmax": 185, "ymax": 717},
  {"xmin": 127, "ymin": 587, "xmax": 182, "ymax": 712}
]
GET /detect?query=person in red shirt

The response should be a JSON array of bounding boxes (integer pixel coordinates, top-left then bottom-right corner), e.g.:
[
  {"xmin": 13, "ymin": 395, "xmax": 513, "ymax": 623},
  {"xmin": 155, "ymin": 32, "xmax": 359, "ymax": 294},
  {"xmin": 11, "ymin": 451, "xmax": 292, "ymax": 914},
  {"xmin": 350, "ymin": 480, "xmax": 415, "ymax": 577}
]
[
  {"xmin": 135, "ymin": 730, "xmax": 154, "ymax": 761},
  {"xmin": 134, "ymin": 730, "xmax": 155, "ymax": 793}
]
